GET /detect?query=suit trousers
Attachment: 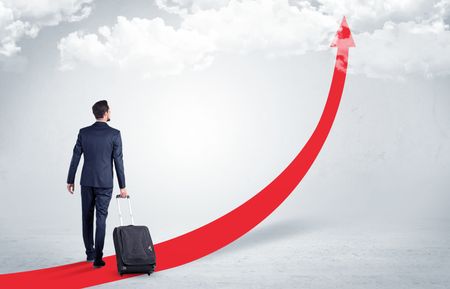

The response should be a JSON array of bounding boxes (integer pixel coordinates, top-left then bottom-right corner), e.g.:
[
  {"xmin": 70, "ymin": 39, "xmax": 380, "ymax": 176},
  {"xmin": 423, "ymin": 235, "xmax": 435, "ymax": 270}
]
[{"xmin": 81, "ymin": 186, "xmax": 113, "ymax": 260}]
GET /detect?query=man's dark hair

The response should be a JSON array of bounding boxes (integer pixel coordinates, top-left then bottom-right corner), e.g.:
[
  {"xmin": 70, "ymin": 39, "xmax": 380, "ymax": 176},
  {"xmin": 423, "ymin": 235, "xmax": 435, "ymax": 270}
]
[{"xmin": 92, "ymin": 100, "xmax": 109, "ymax": 119}]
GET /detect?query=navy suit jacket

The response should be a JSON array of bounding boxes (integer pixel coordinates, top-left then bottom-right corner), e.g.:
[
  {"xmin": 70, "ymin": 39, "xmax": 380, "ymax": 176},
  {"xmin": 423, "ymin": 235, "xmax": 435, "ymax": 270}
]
[{"xmin": 67, "ymin": 121, "xmax": 126, "ymax": 189}]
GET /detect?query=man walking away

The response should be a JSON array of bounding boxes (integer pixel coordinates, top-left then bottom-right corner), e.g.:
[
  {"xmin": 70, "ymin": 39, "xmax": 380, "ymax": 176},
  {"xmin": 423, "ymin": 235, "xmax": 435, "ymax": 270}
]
[{"xmin": 66, "ymin": 100, "xmax": 129, "ymax": 268}]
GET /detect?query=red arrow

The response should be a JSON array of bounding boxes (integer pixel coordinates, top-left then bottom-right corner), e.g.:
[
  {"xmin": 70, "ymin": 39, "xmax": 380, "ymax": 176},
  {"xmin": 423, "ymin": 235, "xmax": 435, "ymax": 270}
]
[{"xmin": 0, "ymin": 17, "xmax": 355, "ymax": 289}]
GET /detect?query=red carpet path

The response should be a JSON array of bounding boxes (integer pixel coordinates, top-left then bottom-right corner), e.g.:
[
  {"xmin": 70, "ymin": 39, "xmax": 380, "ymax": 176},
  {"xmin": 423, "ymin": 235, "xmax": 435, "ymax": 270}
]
[{"xmin": 0, "ymin": 17, "xmax": 355, "ymax": 289}]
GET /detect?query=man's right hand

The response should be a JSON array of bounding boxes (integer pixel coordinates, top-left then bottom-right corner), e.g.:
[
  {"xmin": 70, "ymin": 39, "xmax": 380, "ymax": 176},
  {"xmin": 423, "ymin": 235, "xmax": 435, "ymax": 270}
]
[
  {"xmin": 120, "ymin": 188, "xmax": 128, "ymax": 198},
  {"xmin": 67, "ymin": 183, "xmax": 74, "ymax": 194}
]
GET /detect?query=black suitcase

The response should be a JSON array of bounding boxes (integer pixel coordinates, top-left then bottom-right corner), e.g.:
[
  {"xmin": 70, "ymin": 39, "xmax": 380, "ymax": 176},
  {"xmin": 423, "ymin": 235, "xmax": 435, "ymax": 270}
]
[{"xmin": 113, "ymin": 194, "xmax": 156, "ymax": 276}]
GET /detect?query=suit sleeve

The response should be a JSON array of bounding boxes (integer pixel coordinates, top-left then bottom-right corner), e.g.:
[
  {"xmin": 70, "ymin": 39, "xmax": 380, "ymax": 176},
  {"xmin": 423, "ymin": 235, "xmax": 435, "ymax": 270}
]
[
  {"xmin": 67, "ymin": 130, "xmax": 83, "ymax": 184},
  {"xmin": 113, "ymin": 131, "xmax": 126, "ymax": 189}
]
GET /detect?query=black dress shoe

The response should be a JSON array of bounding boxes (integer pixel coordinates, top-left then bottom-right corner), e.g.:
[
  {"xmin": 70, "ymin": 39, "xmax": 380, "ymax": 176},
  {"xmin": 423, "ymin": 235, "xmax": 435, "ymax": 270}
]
[
  {"xmin": 86, "ymin": 256, "xmax": 95, "ymax": 262},
  {"xmin": 93, "ymin": 259, "xmax": 106, "ymax": 268}
]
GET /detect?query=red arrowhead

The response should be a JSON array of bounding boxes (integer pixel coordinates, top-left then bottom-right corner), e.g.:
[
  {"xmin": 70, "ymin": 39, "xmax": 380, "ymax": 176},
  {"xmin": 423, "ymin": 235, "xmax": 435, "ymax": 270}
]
[{"xmin": 330, "ymin": 16, "xmax": 355, "ymax": 48}]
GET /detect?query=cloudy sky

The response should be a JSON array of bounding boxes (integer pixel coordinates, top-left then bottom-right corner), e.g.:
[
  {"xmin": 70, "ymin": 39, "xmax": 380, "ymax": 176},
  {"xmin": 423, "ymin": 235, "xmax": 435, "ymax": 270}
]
[
  {"xmin": 1, "ymin": 0, "xmax": 450, "ymax": 79},
  {"xmin": 0, "ymin": 0, "xmax": 449, "ymax": 246}
]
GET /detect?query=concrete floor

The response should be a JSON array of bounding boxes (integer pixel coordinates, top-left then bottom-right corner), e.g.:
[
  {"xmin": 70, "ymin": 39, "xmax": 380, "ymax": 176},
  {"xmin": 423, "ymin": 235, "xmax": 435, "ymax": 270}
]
[{"xmin": 1, "ymin": 216, "xmax": 449, "ymax": 289}]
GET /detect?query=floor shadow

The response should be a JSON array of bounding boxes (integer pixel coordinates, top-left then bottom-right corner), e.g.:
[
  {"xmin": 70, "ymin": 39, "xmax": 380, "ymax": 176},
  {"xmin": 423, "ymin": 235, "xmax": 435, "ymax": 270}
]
[{"xmin": 210, "ymin": 217, "xmax": 324, "ymax": 257}]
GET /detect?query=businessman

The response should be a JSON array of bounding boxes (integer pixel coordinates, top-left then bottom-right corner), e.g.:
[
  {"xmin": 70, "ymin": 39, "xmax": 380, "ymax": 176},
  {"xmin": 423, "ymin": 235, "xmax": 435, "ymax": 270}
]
[{"xmin": 66, "ymin": 100, "xmax": 128, "ymax": 269}]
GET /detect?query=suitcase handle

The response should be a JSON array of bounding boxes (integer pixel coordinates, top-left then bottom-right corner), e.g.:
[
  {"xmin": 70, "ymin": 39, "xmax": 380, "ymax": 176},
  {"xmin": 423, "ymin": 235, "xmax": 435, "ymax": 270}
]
[{"xmin": 116, "ymin": 194, "xmax": 135, "ymax": 226}]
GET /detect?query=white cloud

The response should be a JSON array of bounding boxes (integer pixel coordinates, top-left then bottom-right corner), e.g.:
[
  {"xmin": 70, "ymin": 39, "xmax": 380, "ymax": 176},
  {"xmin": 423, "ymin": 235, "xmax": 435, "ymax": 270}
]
[
  {"xmin": 0, "ymin": 2, "xmax": 37, "ymax": 57},
  {"xmin": 155, "ymin": 0, "xmax": 231, "ymax": 16},
  {"xmin": 180, "ymin": 0, "xmax": 337, "ymax": 56},
  {"xmin": 0, "ymin": 0, "xmax": 92, "ymax": 58},
  {"xmin": 350, "ymin": 20, "xmax": 450, "ymax": 80},
  {"xmin": 58, "ymin": 0, "xmax": 338, "ymax": 78},
  {"xmin": 58, "ymin": 16, "xmax": 216, "ymax": 78},
  {"xmin": 315, "ymin": 0, "xmax": 446, "ymax": 30},
  {"xmin": 313, "ymin": 0, "xmax": 450, "ymax": 79},
  {"xmin": 57, "ymin": 0, "xmax": 450, "ymax": 79}
]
